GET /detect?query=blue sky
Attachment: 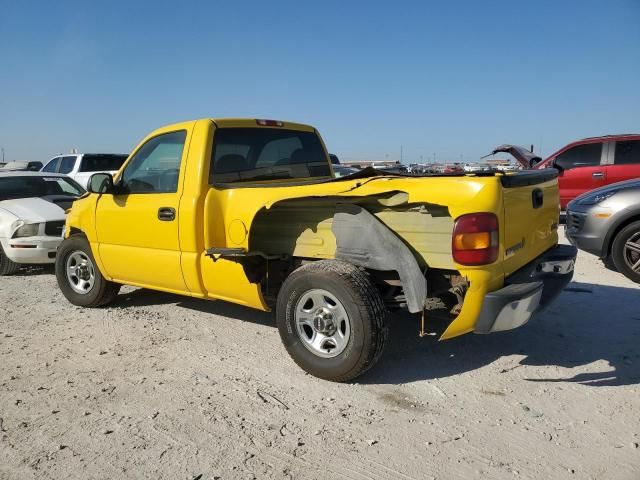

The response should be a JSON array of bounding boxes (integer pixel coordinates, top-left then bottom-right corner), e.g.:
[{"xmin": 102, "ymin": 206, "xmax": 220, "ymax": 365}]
[{"xmin": 1, "ymin": 0, "xmax": 639, "ymax": 164}]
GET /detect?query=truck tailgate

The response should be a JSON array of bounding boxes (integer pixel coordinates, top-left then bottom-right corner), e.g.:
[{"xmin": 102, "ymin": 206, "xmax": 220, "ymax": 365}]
[{"xmin": 501, "ymin": 170, "xmax": 560, "ymax": 277}]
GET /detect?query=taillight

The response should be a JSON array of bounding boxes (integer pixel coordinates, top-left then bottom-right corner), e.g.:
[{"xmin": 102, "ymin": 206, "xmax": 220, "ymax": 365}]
[
  {"xmin": 452, "ymin": 213, "xmax": 499, "ymax": 265},
  {"xmin": 256, "ymin": 119, "xmax": 284, "ymax": 127}
]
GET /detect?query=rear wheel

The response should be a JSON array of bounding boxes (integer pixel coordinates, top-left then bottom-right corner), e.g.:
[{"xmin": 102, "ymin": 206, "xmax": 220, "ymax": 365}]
[
  {"xmin": 276, "ymin": 260, "xmax": 388, "ymax": 382},
  {"xmin": 0, "ymin": 245, "xmax": 20, "ymax": 276},
  {"xmin": 55, "ymin": 235, "xmax": 120, "ymax": 307},
  {"xmin": 611, "ymin": 221, "xmax": 640, "ymax": 284}
]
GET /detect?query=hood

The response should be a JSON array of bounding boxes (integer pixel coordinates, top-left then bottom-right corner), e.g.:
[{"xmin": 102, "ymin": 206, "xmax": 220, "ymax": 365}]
[
  {"xmin": 490, "ymin": 144, "xmax": 542, "ymax": 169},
  {"xmin": 575, "ymin": 178, "xmax": 640, "ymax": 200},
  {"xmin": 0, "ymin": 197, "xmax": 66, "ymax": 222}
]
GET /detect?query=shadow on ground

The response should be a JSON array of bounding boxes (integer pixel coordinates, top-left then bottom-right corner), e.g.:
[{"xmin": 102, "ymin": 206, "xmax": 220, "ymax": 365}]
[
  {"xmin": 361, "ymin": 281, "xmax": 640, "ymax": 387},
  {"xmin": 111, "ymin": 287, "xmax": 274, "ymax": 327},
  {"xmin": 103, "ymin": 280, "xmax": 640, "ymax": 387}
]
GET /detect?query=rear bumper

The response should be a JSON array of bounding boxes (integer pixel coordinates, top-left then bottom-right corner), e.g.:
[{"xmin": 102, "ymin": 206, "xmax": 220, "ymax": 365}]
[{"xmin": 474, "ymin": 244, "xmax": 577, "ymax": 334}]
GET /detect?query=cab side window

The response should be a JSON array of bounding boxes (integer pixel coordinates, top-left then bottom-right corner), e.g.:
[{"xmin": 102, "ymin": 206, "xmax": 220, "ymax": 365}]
[
  {"xmin": 554, "ymin": 143, "xmax": 602, "ymax": 171},
  {"xmin": 59, "ymin": 156, "xmax": 77, "ymax": 174},
  {"xmin": 42, "ymin": 157, "xmax": 61, "ymax": 173},
  {"xmin": 614, "ymin": 140, "xmax": 640, "ymax": 165},
  {"xmin": 120, "ymin": 131, "xmax": 186, "ymax": 193}
]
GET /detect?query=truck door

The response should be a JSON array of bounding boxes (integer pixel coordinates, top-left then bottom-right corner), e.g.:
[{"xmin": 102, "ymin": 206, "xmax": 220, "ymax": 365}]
[
  {"xmin": 606, "ymin": 139, "xmax": 640, "ymax": 184},
  {"xmin": 553, "ymin": 141, "xmax": 605, "ymax": 209},
  {"xmin": 95, "ymin": 130, "xmax": 189, "ymax": 293}
]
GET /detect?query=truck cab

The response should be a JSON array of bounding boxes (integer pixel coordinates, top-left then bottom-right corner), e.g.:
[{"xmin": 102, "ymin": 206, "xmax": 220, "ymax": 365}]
[{"xmin": 56, "ymin": 118, "xmax": 576, "ymax": 381}]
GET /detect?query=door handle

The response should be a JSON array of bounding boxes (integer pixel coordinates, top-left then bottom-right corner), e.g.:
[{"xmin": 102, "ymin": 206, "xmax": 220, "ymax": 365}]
[
  {"xmin": 157, "ymin": 207, "xmax": 176, "ymax": 221},
  {"xmin": 592, "ymin": 172, "xmax": 604, "ymax": 178}
]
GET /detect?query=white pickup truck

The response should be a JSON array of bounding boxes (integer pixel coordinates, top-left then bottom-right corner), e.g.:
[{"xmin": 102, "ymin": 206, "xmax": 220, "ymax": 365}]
[{"xmin": 41, "ymin": 153, "xmax": 128, "ymax": 189}]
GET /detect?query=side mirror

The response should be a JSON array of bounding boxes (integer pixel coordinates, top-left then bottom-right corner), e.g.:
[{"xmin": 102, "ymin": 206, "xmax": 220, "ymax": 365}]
[
  {"xmin": 88, "ymin": 173, "xmax": 114, "ymax": 194},
  {"xmin": 550, "ymin": 158, "xmax": 562, "ymax": 172}
]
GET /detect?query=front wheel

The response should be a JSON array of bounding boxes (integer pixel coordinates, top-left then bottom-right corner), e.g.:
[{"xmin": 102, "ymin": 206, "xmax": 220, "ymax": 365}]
[
  {"xmin": 55, "ymin": 235, "xmax": 120, "ymax": 307},
  {"xmin": 611, "ymin": 221, "xmax": 640, "ymax": 284},
  {"xmin": 276, "ymin": 260, "xmax": 388, "ymax": 382}
]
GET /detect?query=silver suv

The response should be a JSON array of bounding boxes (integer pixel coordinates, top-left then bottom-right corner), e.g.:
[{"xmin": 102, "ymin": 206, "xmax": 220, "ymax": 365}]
[{"xmin": 566, "ymin": 179, "xmax": 640, "ymax": 283}]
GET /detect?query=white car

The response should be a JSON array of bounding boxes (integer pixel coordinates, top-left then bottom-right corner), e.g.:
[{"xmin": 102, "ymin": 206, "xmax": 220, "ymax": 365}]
[
  {"xmin": 41, "ymin": 153, "xmax": 128, "ymax": 189},
  {"xmin": 0, "ymin": 172, "xmax": 85, "ymax": 275}
]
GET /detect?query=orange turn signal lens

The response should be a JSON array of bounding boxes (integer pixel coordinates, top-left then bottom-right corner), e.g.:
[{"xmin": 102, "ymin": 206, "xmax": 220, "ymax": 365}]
[{"xmin": 454, "ymin": 232, "xmax": 491, "ymax": 250}]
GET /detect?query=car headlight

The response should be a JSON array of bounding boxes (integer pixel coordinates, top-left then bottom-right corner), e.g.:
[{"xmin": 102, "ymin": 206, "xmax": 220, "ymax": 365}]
[
  {"xmin": 575, "ymin": 189, "xmax": 622, "ymax": 205},
  {"xmin": 12, "ymin": 223, "xmax": 41, "ymax": 238}
]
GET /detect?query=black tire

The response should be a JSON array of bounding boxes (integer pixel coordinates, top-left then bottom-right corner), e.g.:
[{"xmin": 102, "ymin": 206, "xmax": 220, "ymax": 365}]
[
  {"xmin": 0, "ymin": 244, "xmax": 20, "ymax": 276},
  {"xmin": 55, "ymin": 235, "xmax": 121, "ymax": 307},
  {"xmin": 276, "ymin": 260, "xmax": 388, "ymax": 382},
  {"xmin": 611, "ymin": 221, "xmax": 640, "ymax": 284}
]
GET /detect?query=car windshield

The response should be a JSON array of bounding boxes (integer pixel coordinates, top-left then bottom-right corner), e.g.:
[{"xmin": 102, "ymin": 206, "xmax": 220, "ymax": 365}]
[
  {"xmin": 210, "ymin": 128, "xmax": 331, "ymax": 184},
  {"xmin": 0, "ymin": 176, "xmax": 85, "ymax": 201}
]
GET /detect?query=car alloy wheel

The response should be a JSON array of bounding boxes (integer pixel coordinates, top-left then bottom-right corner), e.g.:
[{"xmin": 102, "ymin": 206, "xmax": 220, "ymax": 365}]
[{"xmin": 623, "ymin": 232, "xmax": 640, "ymax": 273}]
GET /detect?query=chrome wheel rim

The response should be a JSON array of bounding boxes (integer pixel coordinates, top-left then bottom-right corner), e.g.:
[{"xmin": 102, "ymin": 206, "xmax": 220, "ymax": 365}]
[
  {"xmin": 66, "ymin": 251, "xmax": 96, "ymax": 294},
  {"xmin": 624, "ymin": 232, "xmax": 640, "ymax": 273},
  {"xmin": 295, "ymin": 289, "xmax": 351, "ymax": 358}
]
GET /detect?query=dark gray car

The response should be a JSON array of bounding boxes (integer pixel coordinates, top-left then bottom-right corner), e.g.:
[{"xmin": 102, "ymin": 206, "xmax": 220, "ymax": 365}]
[{"xmin": 566, "ymin": 178, "xmax": 640, "ymax": 283}]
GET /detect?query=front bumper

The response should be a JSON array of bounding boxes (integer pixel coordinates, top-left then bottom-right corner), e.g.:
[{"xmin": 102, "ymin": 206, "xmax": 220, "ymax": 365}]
[
  {"xmin": 0, "ymin": 236, "xmax": 62, "ymax": 264},
  {"xmin": 474, "ymin": 244, "xmax": 577, "ymax": 334},
  {"xmin": 565, "ymin": 205, "xmax": 613, "ymax": 258}
]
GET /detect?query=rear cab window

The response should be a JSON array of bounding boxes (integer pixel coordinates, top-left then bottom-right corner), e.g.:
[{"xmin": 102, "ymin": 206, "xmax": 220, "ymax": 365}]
[
  {"xmin": 554, "ymin": 143, "xmax": 602, "ymax": 170},
  {"xmin": 209, "ymin": 128, "xmax": 331, "ymax": 184},
  {"xmin": 614, "ymin": 140, "xmax": 640, "ymax": 165},
  {"xmin": 79, "ymin": 154, "xmax": 128, "ymax": 172}
]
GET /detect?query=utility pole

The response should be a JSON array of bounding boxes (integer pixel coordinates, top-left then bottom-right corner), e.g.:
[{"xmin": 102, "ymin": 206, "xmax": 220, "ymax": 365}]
[{"xmin": 400, "ymin": 145, "xmax": 403, "ymax": 163}]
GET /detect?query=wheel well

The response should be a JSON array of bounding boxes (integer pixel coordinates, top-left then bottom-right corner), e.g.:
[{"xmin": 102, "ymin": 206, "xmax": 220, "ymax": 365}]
[
  {"xmin": 69, "ymin": 227, "xmax": 86, "ymax": 238},
  {"xmin": 605, "ymin": 214, "xmax": 640, "ymax": 258}
]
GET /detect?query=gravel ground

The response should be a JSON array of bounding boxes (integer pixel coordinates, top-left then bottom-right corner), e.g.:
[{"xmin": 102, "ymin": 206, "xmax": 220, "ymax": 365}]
[{"xmin": 1, "ymin": 232, "xmax": 639, "ymax": 480}]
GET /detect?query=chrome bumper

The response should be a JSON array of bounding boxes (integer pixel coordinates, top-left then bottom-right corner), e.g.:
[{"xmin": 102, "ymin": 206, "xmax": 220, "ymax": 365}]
[{"xmin": 474, "ymin": 245, "xmax": 577, "ymax": 334}]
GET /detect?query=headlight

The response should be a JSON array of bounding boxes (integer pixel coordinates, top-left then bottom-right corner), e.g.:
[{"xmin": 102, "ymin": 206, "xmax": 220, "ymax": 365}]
[
  {"xmin": 12, "ymin": 223, "xmax": 41, "ymax": 238},
  {"xmin": 575, "ymin": 189, "xmax": 621, "ymax": 205}
]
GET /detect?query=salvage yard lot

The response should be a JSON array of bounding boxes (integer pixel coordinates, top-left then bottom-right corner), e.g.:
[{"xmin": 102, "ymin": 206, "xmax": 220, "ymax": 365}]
[{"xmin": 1, "ymin": 232, "xmax": 639, "ymax": 480}]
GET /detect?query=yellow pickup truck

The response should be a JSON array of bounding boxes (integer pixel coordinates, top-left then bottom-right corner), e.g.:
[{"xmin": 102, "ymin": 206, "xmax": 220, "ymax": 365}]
[{"xmin": 55, "ymin": 118, "xmax": 576, "ymax": 381}]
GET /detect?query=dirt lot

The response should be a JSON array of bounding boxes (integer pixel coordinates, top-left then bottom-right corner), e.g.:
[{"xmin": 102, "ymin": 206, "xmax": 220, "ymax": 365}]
[{"xmin": 1, "ymin": 232, "xmax": 639, "ymax": 480}]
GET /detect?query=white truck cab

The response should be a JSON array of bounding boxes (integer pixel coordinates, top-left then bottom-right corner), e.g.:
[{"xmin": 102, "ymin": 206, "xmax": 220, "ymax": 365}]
[{"xmin": 41, "ymin": 153, "xmax": 128, "ymax": 189}]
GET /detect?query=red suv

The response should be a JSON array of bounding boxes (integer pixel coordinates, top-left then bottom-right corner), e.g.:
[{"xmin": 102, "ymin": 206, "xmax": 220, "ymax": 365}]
[{"xmin": 496, "ymin": 135, "xmax": 640, "ymax": 209}]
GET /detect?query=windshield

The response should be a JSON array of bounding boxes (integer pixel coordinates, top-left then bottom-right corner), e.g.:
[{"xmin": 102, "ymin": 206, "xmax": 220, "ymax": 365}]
[
  {"xmin": 210, "ymin": 128, "xmax": 331, "ymax": 184},
  {"xmin": 0, "ymin": 176, "xmax": 85, "ymax": 201},
  {"xmin": 79, "ymin": 154, "xmax": 128, "ymax": 172}
]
